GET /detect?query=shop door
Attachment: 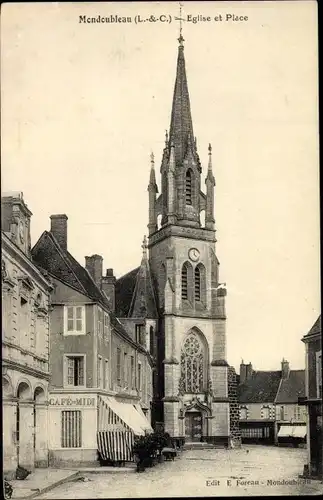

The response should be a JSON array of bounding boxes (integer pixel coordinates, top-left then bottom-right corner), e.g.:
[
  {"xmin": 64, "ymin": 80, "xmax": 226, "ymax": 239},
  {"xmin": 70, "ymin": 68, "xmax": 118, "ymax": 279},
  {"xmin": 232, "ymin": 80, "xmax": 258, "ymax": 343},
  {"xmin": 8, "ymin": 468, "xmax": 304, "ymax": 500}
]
[{"xmin": 185, "ymin": 412, "xmax": 202, "ymax": 442}]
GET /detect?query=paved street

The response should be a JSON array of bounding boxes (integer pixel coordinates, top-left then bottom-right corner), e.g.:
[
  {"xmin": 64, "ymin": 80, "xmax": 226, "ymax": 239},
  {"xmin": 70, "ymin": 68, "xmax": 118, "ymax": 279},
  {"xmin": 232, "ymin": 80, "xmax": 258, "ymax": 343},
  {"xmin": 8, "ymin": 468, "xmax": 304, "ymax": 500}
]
[{"xmin": 37, "ymin": 446, "xmax": 323, "ymax": 498}]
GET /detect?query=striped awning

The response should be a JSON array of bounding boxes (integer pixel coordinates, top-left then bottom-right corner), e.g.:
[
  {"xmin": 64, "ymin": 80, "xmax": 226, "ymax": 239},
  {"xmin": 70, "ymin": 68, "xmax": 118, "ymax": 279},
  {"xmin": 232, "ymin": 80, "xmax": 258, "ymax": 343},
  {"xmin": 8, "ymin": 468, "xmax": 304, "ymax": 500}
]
[
  {"xmin": 97, "ymin": 430, "xmax": 135, "ymax": 462},
  {"xmin": 98, "ymin": 396, "xmax": 130, "ymax": 432},
  {"xmin": 134, "ymin": 404, "xmax": 153, "ymax": 433},
  {"xmin": 98, "ymin": 395, "xmax": 152, "ymax": 436}
]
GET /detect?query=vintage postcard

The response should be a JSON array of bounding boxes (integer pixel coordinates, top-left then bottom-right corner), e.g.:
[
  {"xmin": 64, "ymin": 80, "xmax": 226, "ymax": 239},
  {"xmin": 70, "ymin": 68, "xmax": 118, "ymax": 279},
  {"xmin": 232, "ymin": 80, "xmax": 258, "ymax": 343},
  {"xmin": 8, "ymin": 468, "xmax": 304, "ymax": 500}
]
[{"xmin": 1, "ymin": 1, "xmax": 321, "ymax": 498}]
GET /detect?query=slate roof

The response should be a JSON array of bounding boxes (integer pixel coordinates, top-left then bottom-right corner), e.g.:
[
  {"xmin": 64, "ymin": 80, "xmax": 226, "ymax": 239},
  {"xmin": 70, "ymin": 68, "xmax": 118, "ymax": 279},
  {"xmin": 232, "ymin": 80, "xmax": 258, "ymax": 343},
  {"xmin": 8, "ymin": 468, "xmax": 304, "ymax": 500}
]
[
  {"xmin": 115, "ymin": 252, "xmax": 158, "ymax": 319},
  {"xmin": 303, "ymin": 315, "xmax": 321, "ymax": 338},
  {"xmin": 238, "ymin": 371, "xmax": 282, "ymax": 403},
  {"xmin": 275, "ymin": 370, "xmax": 305, "ymax": 404},
  {"xmin": 115, "ymin": 267, "xmax": 140, "ymax": 317}
]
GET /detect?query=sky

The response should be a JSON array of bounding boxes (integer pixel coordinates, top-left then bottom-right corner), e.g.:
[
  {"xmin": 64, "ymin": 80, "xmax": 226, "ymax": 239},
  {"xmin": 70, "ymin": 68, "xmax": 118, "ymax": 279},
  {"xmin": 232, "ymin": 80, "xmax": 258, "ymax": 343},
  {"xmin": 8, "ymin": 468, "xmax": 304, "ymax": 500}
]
[{"xmin": 1, "ymin": 1, "xmax": 320, "ymax": 372}]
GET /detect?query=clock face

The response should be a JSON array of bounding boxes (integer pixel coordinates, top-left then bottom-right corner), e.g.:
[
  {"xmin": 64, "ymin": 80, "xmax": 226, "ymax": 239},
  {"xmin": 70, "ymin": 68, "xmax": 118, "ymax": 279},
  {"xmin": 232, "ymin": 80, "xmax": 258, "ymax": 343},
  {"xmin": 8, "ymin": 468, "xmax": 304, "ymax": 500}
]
[
  {"xmin": 19, "ymin": 221, "xmax": 25, "ymax": 243},
  {"xmin": 188, "ymin": 248, "xmax": 200, "ymax": 262}
]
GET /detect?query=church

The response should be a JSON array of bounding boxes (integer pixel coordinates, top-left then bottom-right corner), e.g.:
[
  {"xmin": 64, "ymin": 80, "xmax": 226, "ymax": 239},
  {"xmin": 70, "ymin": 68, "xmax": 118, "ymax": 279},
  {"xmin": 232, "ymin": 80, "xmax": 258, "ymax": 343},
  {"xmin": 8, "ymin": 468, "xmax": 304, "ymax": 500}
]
[{"xmin": 114, "ymin": 35, "xmax": 239, "ymax": 446}]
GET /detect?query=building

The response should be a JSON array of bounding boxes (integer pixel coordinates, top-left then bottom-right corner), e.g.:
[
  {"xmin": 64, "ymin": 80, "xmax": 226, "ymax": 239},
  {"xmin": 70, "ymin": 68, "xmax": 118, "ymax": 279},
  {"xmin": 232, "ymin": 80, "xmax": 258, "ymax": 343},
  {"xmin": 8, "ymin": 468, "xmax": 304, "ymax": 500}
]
[
  {"xmin": 114, "ymin": 35, "xmax": 235, "ymax": 446},
  {"xmin": 2, "ymin": 193, "xmax": 53, "ymax": 478},
  {"xmin": 31, "ymin": 214, "xmax": 153, "ymax": 467},
  {"xmin": 300, "ymin": 316, "xmax": 322, "ymax": 479},
  {"xmin": 238, "ymin": 360, "xmax": 306, "ymax": 445}
]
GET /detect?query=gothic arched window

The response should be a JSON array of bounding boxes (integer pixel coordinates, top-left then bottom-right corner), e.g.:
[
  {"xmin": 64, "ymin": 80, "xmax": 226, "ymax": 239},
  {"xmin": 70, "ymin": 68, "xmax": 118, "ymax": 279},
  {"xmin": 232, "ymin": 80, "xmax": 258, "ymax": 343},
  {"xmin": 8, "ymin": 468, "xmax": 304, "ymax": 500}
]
[
  {"xmin": 181, "ymin": 263, "xmax": 189, "ymax": 300},
  {"xmin": 180, "ymin": 331, "xmax": 205, "ymax": 393},
  {"xmin": 185, "ymin": 169, "xmax": 193, "ymax": 205}
]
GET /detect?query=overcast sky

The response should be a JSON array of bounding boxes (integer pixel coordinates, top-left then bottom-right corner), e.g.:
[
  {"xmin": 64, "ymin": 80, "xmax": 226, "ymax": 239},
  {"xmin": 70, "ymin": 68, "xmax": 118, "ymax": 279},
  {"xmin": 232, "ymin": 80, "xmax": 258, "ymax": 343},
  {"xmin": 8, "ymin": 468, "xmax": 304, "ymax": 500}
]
[{"xmin": 1, "ymin": 1, "xmax": 320, "ymax": 372}]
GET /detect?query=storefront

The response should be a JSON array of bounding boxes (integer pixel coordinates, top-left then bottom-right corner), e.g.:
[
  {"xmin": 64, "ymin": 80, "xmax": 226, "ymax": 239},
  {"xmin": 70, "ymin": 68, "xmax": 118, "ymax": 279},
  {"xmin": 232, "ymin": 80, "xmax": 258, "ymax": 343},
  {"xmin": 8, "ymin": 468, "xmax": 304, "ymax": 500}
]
[{"xmin": 48, "ymin": 392, "xmax": 153, "ymax": 467}]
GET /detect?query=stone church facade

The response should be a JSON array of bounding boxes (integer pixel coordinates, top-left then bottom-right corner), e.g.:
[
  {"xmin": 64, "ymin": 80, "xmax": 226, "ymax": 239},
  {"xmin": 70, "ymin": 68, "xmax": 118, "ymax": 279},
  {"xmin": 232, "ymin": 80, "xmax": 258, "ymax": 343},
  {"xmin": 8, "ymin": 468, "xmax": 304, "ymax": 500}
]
[{"xmin": 115, "ymin": 37, "xmax": 236, "ymax": 446}]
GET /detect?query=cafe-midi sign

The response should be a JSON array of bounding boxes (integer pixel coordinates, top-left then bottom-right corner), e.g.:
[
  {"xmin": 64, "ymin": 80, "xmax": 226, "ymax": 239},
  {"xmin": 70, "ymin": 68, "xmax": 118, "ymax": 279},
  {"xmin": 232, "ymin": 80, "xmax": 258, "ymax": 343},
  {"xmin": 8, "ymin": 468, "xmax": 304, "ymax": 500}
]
[{"xmin": 49, "ymin": 396, "xmax": 95, "ymax": 406}]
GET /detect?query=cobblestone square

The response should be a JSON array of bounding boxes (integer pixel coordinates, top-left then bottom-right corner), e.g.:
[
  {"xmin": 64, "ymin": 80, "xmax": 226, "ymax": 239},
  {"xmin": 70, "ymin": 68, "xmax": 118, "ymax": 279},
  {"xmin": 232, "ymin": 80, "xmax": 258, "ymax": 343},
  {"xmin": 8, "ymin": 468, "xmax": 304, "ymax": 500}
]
[{"xmin": 37, "ymin": 446, "xmax": 323, "ymax": 498}]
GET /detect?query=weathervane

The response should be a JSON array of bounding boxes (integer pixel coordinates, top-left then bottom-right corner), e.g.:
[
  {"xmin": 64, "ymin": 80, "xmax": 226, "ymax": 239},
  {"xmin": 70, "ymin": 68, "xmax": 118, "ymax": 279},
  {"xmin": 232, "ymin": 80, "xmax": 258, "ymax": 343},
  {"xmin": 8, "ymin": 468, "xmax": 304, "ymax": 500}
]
[{"xmin": 175, "ymin": 2, "xmax": 185, "ymax": 46}]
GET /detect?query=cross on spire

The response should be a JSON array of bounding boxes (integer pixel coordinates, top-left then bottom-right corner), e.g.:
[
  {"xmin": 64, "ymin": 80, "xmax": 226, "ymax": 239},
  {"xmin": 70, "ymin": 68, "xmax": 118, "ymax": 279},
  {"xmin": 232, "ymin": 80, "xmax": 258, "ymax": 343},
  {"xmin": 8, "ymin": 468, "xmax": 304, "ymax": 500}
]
[{"xmin": 175, "ymin": 2, "xmax": 185, "ymax": 46}]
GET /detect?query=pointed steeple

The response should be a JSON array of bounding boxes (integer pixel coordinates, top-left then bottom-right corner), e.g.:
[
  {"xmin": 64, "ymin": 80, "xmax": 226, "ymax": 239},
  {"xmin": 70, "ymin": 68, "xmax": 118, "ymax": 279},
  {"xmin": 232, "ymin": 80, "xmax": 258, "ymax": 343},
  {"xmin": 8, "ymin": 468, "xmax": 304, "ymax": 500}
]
[
  {"xmin": 168, "ymin": 38, "xmax": 195, "ymax": 167},
  {"xmin": 128, "ymin": 236, "xmax": 158, "ymax": 319},
  {"xmin": 148, "ymin": 152, "xmax": 158, "ymax": 190}
]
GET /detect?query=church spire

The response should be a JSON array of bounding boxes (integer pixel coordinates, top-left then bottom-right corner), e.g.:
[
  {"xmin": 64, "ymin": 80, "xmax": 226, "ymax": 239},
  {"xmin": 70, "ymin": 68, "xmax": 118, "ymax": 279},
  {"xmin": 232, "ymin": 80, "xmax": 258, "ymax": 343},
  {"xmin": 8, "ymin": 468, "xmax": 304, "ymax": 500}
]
[{"xmin": 168, "ymin": 32, "xmax": 195, "ymax": 167}]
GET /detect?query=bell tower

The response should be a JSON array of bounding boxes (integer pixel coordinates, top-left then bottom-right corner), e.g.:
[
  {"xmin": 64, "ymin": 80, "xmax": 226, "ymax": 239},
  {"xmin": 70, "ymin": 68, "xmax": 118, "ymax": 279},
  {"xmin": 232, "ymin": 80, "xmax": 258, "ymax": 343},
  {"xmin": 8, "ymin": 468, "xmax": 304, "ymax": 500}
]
[{"xmin": 147, "ymin": 34, "xmax": 230, "ymax": 445}]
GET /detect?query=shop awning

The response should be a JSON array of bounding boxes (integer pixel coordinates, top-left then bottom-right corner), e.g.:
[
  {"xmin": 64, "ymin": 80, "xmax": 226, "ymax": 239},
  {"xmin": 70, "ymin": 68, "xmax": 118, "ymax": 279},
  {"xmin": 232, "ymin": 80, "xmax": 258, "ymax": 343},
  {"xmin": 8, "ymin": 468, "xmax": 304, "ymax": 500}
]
[
  {"xmin": 134, "ymin": 404, "xmax": 153, "ymax": 433},
  {"xmin": 104, "ymin": 396, "xmax": 145, "ymax": 436},
  {"xmin": 278, "ymin": 425, "xmax": 306, "ymax": 438},
  {"xmin": 97, "ymin": 430, "xmax": 135, "ymax": 463},
  {"xmin": 292, "ymin": 426, "xmax": 306, "ymax": 438}
]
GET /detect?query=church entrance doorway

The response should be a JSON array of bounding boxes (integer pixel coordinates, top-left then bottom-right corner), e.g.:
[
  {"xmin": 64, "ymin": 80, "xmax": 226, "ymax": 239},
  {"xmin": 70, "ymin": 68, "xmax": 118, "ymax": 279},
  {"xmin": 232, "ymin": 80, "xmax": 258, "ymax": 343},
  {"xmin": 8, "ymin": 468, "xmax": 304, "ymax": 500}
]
[{"xmin": 185, "ymin": 411, "xmax": 202, "ymax": 442}]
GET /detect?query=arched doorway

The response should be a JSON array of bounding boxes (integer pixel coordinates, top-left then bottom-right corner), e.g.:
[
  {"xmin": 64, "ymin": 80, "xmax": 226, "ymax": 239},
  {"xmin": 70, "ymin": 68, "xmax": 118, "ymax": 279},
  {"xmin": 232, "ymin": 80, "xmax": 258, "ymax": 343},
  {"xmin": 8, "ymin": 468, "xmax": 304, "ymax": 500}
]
[
  {"xmin": 185, "ymin": 409, "xmax": 203, "ymax": 442},
  {"xmin": 183, "ymin": 400, "xmax": 211, "ymax": 443},
  {"xmin": 16, "ymin": 381, "xmax": 32, "ymax": 467}
]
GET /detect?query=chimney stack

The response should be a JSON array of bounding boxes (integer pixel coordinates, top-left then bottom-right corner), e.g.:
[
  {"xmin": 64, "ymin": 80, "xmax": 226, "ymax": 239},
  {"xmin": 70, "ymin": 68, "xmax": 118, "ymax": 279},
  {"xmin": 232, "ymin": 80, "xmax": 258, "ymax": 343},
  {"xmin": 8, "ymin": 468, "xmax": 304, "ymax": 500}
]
[
  {"xmin": 101, "ymin": 268, "xmax": 116, "ymax": 312},
  {"xmin": 281, "ymin": 358, "xmax": 290, "ymax": 379},
  {"xmin": 85, "ymin": 255, "xmax": 103, "ymax": 288},
  {"xmin": 50, "ymin": 214, "xmax": 68, "ymax": 250},
  {"xmin": 240, "ymin": 361, "xmax": 253, "ymax": 384}
]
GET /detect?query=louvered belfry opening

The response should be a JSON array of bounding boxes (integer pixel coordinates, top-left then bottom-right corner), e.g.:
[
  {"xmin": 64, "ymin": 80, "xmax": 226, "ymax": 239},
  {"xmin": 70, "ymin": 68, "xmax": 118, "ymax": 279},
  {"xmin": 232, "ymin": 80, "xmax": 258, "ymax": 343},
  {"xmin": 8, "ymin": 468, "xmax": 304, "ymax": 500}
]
[
  {"xmin": 181, "ymin": 263, "xmax": 188, "ymax": 299},
  {"xmin": 194, "ymin": 266, "xmax": 201, "ymax": 301}
]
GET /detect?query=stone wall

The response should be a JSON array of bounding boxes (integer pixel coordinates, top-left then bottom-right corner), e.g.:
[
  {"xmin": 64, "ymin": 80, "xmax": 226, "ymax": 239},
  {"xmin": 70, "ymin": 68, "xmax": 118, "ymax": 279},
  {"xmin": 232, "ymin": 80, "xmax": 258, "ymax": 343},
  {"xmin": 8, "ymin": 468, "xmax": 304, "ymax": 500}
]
[{"xmin": 228, "ymin": 366, "xmax": 242, "ymax": 447}]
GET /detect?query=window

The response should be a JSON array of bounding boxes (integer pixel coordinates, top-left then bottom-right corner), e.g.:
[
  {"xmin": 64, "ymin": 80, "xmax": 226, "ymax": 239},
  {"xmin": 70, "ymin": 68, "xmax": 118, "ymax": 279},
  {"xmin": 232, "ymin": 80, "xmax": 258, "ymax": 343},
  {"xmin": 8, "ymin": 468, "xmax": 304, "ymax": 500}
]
[
  {"xmin": 20, "ymin": 296, "xmax": 29, "ymax": 347},
  {"xmin": 116, "ymin": 348, "xmax": 121, "ymax": 382},
  {"xmin": 181, "ymin": 264, "xmax": 188, "ymax": 300},
  {"xmin": 124, "ymin": 352, "xmax": 128, "ymax": 386},
  {"xmin": 316, "ymin": 351, "xmax": 322, "ymax": 399},
  {"xmin": 65, "ymin": 356, "xmax": 85, "ymax": 386},
  {"xmin": 149, "ymin": 326, "xmax": 154, "ymax": 355},
  {"xmin": 261, "ymin": 406, "xmax": 270, "ymax": 419},
  {"xmin": 138, "ymin": 363, "xmax": 142, "ymax": 391},
  {"xmin": 105, "ymin": 359, "xmax": 109, "ymax": 389},
  {"xmin": 185, "ymin": 169, "xmax": 193, "ymax": 205},
  {"xmin": 97, "ymin": 356, "xmax": 103, "ymax": 388},
  {"xmin": 104, "ymin": 313, "xmax": 109, "ymax": 342},
  {"xmin": 180, "ymin": 331, "xmax": 205, "ymax": 393},
  {"xmin": 131, "ymin": 356, "xmax": 135, "ymax": 389},
  {"xmin": 280, "ymin": 406, "xmax": 285, "ymax": 421},
  {"xmin": 61, "ymin": 411, "xmax": 82, "ymax": 448},
  {"xmin": 240, "ymin": 407, "xmax": 248, "ymax": 420},
  {"xmin": 64, "ymin": 306, "xmax": 85, "ymax": 335},
  {"xmin": 194, "ymin": 267, "xmax": 201, "ymax": 301},
  {"xmin": 135, "ymin": 324, "xmax": 144, "ymax": 344},
  {"xmin": 240, "ymin": 427, "xmax": 263, "ymax": 438},
  {"xmin": 98, "ymin": 308, "xmax": 103, "ymax": 337}
]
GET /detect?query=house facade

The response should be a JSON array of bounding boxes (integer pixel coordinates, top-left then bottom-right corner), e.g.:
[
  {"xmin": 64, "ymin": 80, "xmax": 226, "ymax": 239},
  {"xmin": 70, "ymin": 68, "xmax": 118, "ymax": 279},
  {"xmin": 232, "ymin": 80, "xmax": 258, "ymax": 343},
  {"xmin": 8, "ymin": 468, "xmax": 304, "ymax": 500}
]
[
  {"xmin": 31, "ymin": 214, "xmax": 153, "ymax": 467},
  {"xmin": 2, "ymin": 193, "xmax": 53, "ymax": 478},
  {"xmin": 300, "ymin": 316, "xmax": 322, "ymax": 479},
  {"xmin": 238, "ymin": 360, "xmax": 306, "ymax": 445}
]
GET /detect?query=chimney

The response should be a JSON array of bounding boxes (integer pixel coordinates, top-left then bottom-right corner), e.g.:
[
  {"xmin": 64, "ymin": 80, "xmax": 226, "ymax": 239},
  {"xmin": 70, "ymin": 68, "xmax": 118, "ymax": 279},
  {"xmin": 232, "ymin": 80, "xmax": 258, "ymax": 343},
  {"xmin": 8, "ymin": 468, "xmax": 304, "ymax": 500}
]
[
  {"xmin": 50, "ymin": 214, "xmax": 68, "ymax": 250},
  {"xmin": 281, "ymin": 358, "xmax": 290, "ymax": 379},
  {"xmin": 101, "ymin": 268, "xmax": 116, "ymax": 312},
  {"xmin": 240, "ymin": 361, "xmax": 247, "ymax": 385},
  {"xmin": 85, "ymin": 255, "xmax": 103, "ymax": 288},
  {"xmin": 240, "ymin": 361, "xmax": 253, "ymax": 385}
]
